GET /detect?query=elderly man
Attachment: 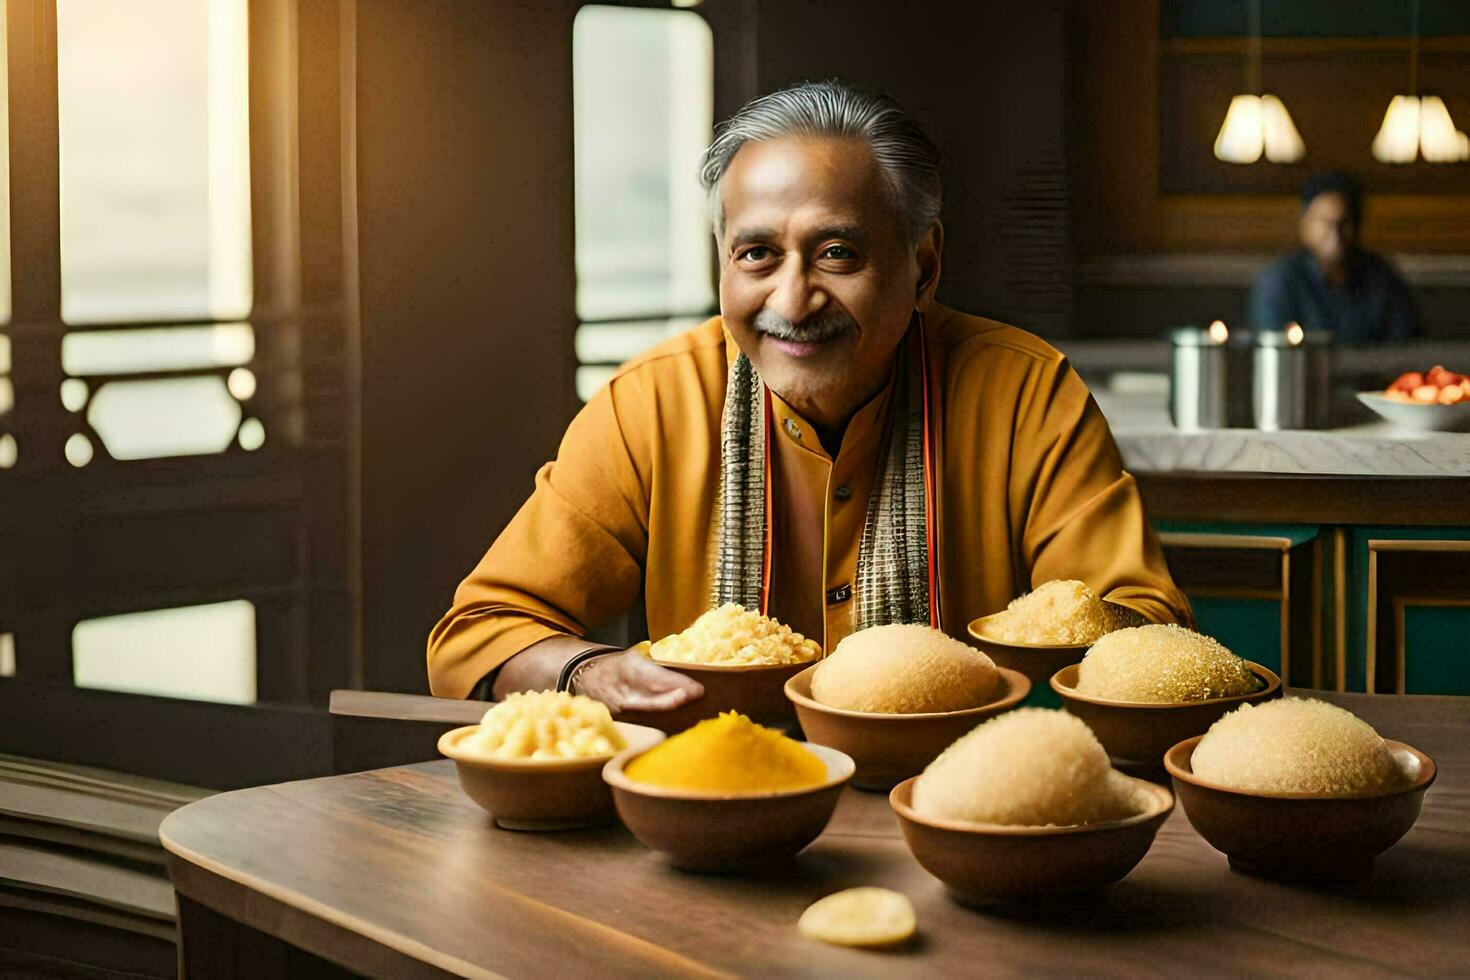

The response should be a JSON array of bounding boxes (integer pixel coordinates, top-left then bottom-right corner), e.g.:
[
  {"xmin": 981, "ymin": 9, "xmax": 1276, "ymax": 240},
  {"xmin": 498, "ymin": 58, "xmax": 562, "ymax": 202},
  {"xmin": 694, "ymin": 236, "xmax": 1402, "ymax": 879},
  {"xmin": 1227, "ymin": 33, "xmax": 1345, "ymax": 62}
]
[
  {"xmin": 1249, "ymin": 172, "xmax": 1418, "ymax": 344},
  {"xmin": 428, "ymin": 81, "xmax": 1190, "ymax": 708}
]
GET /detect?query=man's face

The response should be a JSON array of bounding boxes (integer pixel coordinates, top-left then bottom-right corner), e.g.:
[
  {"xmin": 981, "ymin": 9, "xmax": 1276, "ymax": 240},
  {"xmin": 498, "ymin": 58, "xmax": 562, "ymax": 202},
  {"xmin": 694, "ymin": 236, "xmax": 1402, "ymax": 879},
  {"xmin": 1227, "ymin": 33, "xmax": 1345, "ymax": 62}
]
[
  {"xmin": 1299, "ymin": 191, "xmax": 1356, "ymax": 271},
  {"xmin": 716, "ymin": 136, "xmax": 939, "ymax": 429}
]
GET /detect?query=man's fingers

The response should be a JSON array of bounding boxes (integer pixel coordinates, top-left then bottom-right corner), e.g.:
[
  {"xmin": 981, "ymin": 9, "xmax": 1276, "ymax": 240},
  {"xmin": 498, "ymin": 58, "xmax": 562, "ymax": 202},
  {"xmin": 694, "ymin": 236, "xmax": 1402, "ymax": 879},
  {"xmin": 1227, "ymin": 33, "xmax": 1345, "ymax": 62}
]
[
  {"xmin": 626, "ymin": 656, "xmax": 705, "ymax": 697},
  {"xmin": 621, "ymin": 684, "xmax": 698, "ymax": 712}
]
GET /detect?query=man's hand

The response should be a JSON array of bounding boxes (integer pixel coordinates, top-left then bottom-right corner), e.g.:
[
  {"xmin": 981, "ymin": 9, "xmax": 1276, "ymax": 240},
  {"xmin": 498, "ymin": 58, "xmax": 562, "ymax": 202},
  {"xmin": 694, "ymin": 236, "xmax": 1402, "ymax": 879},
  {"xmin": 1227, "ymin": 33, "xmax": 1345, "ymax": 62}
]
[{"xmin": 574, "ymin": 650, "xmax": 705, "ymax": 714}]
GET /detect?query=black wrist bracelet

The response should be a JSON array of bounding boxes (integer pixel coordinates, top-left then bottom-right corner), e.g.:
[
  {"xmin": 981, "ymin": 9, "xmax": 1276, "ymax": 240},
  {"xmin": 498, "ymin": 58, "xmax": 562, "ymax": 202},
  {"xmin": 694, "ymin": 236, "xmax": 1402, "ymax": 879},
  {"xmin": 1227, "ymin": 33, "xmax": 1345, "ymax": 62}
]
[{"xmin": 556, "ymin": 646, "xmax": 617, "ymax": 693}]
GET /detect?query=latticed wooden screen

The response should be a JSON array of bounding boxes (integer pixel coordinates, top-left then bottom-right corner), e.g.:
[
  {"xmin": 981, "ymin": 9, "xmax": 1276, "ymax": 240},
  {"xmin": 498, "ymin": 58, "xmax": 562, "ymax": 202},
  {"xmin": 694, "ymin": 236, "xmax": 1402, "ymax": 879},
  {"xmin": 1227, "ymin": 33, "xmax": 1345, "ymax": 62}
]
[{"xmin": 0, "ymin": 0, "xmax": 355, "ymax": 735}]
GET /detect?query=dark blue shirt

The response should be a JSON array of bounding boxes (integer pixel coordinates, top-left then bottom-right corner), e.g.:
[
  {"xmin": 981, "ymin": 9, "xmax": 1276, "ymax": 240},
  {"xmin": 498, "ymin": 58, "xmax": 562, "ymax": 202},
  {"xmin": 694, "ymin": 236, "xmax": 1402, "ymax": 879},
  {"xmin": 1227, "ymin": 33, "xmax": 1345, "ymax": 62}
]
[{"xmin": 1247, "ymin": 249, "xmax": 1419, "ymax": 344}]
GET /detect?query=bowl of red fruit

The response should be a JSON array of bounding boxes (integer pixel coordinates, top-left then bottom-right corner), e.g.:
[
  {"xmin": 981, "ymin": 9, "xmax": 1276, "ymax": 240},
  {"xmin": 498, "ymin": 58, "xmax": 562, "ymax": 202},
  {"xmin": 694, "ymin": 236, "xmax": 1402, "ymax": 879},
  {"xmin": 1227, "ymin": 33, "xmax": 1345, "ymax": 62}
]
[{"xmin": 1357, "ymin": 366, "xmax": 1470, "ymax": 432}]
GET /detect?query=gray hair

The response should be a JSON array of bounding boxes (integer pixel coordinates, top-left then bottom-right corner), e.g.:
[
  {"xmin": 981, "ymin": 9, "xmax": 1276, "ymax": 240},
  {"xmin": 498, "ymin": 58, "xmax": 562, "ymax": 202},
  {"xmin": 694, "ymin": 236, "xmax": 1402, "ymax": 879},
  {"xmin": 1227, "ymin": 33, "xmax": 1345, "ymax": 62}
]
[{"xmin": 699, "ymin": 80, "xmax": 942, "ymax": 244}]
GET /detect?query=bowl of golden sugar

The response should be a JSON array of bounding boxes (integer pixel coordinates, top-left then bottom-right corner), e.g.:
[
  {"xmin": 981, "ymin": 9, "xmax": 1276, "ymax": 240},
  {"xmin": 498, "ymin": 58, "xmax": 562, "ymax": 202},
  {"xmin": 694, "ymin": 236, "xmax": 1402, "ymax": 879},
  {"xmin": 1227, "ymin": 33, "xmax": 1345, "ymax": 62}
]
[
  {"xmin": 603, "ymin": 711, "xmax": 853, "ymax": 872},
  {"xmin": 968, "ymin": 580, "xmax": 1145, "ymax": 687},
  {"xmin": 620, "ymin": 603, "xmax": 821, "ymax": 732},
  {"xmin": 438, "ymin": 690, "xmax": 663, "ymax": 830},
  {"xmin": 1165, "ymin": 697, "xmax": 1436, "ymax": 881},
  {"xmin": 1050, "ymin": 623, "xmax": 1279, "ymax": 772},
  {"xmin": 889, "ymin": 708, "xmax": 1173, "ymax": 904}
]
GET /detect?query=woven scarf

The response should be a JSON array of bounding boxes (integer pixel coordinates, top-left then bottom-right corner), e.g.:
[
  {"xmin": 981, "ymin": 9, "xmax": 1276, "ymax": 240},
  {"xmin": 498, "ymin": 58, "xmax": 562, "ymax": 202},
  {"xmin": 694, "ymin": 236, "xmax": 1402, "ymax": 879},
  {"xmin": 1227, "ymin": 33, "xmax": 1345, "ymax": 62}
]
[{"xmin": 710, "ymin": 320, "xmax": 938, "ymax": 631}]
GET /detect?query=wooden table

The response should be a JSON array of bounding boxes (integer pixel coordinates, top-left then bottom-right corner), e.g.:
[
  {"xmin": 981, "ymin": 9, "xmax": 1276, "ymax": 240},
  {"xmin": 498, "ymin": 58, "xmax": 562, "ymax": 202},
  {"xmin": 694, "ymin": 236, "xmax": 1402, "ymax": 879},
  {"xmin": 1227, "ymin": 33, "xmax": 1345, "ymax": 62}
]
[{"xmin": 162, "ymin": 692, "xmax": 1470, "ymax": 978}]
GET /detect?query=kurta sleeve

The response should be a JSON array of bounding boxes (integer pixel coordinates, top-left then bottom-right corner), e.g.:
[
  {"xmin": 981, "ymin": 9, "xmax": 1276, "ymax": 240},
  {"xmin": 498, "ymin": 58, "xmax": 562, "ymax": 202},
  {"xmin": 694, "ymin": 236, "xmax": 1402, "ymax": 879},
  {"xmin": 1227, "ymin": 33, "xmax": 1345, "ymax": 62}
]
[
  {"xmin": 1014, "ymin": 358, "xmax": 1194, "ymax": 628},
  {"xmin": 425, "ymin": 373, "xmax": 653, "ymax": 698}
]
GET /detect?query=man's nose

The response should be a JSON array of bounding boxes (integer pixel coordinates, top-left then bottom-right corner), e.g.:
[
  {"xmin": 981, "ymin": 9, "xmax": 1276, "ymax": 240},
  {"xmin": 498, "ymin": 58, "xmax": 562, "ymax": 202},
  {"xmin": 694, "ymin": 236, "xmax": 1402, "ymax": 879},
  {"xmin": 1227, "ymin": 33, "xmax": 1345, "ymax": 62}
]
[{"xmin": 765, "ymin": 260, "xmax": 826, "ymax": 324}]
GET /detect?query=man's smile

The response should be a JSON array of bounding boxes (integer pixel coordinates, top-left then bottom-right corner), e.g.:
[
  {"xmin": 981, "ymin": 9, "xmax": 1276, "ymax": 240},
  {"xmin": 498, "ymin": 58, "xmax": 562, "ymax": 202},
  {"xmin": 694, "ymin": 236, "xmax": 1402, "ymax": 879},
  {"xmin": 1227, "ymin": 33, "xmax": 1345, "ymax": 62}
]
[
  {"xmin": 753, "ymin": 308, "xmax": 856, "ymax": 359},
  {"xmin": 764, "ymin": 335, "xmax": 841, "ymax": 358}
]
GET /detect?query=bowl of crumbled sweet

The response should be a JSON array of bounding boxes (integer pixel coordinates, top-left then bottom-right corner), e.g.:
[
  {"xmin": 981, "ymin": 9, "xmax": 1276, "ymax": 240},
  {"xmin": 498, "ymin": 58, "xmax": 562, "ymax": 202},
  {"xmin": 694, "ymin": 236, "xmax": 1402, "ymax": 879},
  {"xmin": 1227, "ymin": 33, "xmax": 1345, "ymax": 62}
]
[
  {"xmin": 967, "ymin": 579, "xmax": 1146, "ymax": 687},
  {"xmin": 1357, "ymin": 366, "xmax": 1470, "ymax": 432},
  {"xmin": 620, "ymin": 603, "xmax": 821, "ymax": 731},
  {"xmin": 438, "ymin": 690, "xmax": 663, "ymax": 830}
]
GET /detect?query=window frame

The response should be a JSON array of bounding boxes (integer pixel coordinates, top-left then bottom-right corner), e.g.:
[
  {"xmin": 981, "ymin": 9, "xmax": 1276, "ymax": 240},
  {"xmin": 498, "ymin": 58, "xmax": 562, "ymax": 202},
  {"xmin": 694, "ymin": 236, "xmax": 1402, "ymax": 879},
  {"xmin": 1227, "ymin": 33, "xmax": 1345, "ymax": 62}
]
[
  {"xmin": 570, "ymin": 1, "xmax": 722, "ymax": 399},
  {"xmin": 0, "ymin": 0, "xmax": 359, "ymax": 787}
]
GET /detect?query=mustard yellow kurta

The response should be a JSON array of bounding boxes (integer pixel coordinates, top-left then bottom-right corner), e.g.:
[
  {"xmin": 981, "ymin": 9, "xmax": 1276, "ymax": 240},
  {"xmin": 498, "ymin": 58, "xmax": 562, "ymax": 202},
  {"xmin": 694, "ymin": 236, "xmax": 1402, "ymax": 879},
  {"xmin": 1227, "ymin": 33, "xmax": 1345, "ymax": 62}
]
[{"xmin": 426, "ymin": 304, "xmax": 1192, "ymax": 698}]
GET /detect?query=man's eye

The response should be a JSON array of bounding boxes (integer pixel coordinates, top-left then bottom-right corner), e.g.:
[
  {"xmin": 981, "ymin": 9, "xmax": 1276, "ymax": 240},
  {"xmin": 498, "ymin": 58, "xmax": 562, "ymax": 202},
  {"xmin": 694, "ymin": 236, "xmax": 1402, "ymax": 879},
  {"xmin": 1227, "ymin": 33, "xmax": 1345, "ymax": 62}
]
[
  {"xmin": 738, "ymin": 246, "xmax": 772, "ymax": 262},
  {"xmin": 821, "ymin": 244, "xmax": 856, "ymax": 260}
]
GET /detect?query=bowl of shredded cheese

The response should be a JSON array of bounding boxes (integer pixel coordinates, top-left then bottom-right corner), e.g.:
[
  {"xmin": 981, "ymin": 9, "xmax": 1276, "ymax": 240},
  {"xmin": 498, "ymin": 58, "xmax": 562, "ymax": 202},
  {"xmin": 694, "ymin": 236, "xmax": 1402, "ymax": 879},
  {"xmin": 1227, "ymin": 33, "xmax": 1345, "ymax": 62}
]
[
  {"xmin": 623, "ymin": 603, "xmax": 822, "ymax": 732},
  {"xmin": 438, "ymin": 690, "xmax": 664, "ymax": 830}
]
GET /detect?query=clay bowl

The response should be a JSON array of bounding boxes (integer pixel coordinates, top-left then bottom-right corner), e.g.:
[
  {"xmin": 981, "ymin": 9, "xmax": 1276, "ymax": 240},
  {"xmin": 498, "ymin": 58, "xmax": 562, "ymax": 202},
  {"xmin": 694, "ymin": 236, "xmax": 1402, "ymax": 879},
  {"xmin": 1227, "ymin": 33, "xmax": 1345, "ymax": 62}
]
[
  {"xmin": 617, "ymin": 643, "xmax": 816, "ymax": 733},
  {"xmin": 784, "ymin": 663, "xmax": 1031, "ymax": 791},
  {"xmin": 438, "ymin": 722, "xmax": 664, "ymax": 831},
  {"xmin": 603, "ymin": 742, "xmax": 854, "ymax": 873},
  {"xmin": 890, "ymin": 776, "xmax": 1173, "ymax": 903},
  {"xmin": 1165, "ymin": 735, "xmax": 1437, "ymax": 881},
  {"xmin": 966, "ymin": 614, "xmax": 1091, "ymax": 689},
  {"xmin": 1050, "ymin": 661, "xmax": 1281, "ymax": 773}
]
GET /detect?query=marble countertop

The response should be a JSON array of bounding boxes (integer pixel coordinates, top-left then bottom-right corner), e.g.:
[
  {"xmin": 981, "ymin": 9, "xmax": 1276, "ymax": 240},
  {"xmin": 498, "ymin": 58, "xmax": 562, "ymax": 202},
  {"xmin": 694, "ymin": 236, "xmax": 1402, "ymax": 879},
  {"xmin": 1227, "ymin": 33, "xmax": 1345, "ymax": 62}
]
[{"xmin": 1096, "ymin": 389, "xmax": 1470, "ymax": 477}]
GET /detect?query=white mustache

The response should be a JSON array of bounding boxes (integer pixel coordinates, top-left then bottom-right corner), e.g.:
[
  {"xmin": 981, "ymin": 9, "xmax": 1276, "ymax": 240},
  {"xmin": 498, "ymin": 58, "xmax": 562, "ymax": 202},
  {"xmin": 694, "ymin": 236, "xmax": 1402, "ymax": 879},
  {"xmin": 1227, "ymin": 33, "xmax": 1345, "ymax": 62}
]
[{"xmin": 753, "ymin": 309, "xmax": 854, "ymax": 343}]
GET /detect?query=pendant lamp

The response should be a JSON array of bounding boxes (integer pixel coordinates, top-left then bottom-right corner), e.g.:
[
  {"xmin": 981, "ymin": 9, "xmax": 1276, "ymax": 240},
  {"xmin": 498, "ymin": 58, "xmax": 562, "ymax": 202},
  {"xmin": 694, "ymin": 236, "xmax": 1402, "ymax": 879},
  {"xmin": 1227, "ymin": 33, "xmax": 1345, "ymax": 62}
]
[
  {"xmin": 1213, "ymin": 0, "xmax": 1306, "ymax": 164},
  {"xmin": 1371, "ymin": 0, "xmax": 1469, "ymax": 164}
]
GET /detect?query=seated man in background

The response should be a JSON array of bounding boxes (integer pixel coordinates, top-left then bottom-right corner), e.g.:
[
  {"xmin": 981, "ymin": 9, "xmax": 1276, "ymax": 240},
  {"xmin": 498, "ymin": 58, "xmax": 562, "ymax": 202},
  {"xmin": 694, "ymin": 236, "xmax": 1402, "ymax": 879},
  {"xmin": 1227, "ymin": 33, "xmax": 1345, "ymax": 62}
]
[
  {"xmin": 1248, "ymin": 172, "xmax": 1418, "ymax": 344},
  {"xmin": 427, "ymin": 80, "xmax": 1191, "ymax": 708}
]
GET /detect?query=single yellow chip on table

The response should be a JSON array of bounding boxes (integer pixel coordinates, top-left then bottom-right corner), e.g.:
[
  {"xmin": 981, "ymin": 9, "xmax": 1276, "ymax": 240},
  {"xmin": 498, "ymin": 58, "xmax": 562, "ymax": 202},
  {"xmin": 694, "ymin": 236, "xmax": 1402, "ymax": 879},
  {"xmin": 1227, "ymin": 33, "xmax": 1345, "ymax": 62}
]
[{"xmin": 798, "ymin": 887, "xmax": 917, "ymax": 948}]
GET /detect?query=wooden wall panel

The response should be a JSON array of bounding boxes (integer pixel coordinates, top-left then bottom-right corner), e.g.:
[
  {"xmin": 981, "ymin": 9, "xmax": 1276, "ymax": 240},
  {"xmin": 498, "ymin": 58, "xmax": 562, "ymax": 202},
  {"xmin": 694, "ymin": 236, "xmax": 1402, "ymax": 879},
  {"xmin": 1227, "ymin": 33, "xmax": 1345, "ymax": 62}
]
[
  {"xmin": 353, "ymin": 0, "xmax": 582, "ymax": 692},
  {"xmin": 1160, "ymin": 44, "xmax": 1470, "ymax": 196},
  {"xmin": 752, "ymin": 0, "xmax": 1075, "ymax": 334}
]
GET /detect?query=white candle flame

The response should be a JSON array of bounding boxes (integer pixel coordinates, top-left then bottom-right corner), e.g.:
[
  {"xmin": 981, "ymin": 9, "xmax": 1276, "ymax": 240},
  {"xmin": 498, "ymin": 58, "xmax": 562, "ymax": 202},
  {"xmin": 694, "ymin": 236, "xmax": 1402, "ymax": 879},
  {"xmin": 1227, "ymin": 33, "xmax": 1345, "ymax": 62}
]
[{"xmin": 1208, "ymin": 320, "xmax": 1229, "ymax": 344}]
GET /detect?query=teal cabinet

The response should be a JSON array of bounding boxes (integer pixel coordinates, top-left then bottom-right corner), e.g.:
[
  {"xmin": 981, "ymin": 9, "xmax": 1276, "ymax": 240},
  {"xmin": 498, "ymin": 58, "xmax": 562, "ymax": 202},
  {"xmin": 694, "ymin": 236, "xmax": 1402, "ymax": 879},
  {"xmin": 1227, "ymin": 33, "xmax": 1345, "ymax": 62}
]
[
  {"xmin": 1150, "ymin": 521, "xmax": 1470, "ymax": 695},
  {"xmin": 1345, "ymin": 527, "xmax": 1470, "ymax": 695},
  {"xmin": 1153, "ymin": 522, "xmax": 1322, "ymax": 688}
]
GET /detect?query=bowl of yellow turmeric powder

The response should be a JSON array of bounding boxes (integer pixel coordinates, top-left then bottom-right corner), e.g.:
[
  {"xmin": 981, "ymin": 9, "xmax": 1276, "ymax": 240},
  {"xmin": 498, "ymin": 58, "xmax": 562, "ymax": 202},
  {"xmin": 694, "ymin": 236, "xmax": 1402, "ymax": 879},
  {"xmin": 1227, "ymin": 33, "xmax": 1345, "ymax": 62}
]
[{"xmin": 602, "ymin": 712, "xmax": 854, "ymax": 872}]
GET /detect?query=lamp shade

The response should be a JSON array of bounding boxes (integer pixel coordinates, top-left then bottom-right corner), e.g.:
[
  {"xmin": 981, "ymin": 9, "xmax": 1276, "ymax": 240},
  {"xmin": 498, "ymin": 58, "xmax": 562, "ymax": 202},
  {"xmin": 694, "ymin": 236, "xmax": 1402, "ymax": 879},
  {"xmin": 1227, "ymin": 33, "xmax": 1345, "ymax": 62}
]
[
  {"xmin": 1261, "ymin": 95, "xmax": 1306, "ymax": 163},
  {"xmin": 1373, "ymin": 95, "xmax": 1469, "ymax": 164},
  {"xmin": 1420, "ymin": 96, "xmax": 1470, "ymax": 163},
  {"xmin": 1214, "ymin": 94, "xmax": 1306, "ymax": 164},
  {"xmin": 1214, "ymin": 95, "xmax": 1264, "ymax": 163}
]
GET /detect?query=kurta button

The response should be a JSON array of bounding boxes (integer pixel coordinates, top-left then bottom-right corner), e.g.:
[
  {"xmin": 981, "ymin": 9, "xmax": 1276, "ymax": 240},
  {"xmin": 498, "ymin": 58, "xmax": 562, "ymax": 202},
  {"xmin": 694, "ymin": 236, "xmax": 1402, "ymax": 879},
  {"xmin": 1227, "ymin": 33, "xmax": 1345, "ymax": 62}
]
[
  {"xmin": 834, "ymin": 484, "xmax": 851, "ymax": 500},
  {"xmin": 783, "ymin": 418, "xmax": 801, "ymax": 439}
]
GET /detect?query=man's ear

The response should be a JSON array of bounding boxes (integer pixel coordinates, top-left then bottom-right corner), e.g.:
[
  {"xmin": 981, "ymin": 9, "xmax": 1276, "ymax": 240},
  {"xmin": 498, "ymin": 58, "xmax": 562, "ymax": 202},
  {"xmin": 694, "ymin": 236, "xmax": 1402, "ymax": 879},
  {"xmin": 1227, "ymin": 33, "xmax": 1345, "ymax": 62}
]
[{"xmin": 914, "ymin": 220, "xmax": 943, "ymax": 312}]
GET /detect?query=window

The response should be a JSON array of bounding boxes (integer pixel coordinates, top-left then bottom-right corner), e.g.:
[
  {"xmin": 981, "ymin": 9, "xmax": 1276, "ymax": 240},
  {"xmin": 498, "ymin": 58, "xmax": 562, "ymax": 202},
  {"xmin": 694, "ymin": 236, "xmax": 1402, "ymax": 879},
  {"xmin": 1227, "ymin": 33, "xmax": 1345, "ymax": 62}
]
[
  {"xmin": 0, "ymin": 0, "xmax": 350, "ymax": 788},
  {"xmin": 33, "ymin": 0, "xmax": 265, "ymax": 703},
  {"xmin": 72, "ymin": 600, "xmax": 257, "ymax": 705},
  {"xmin": 572, "ymin": 5, "xmax": 715, "ymax": 400},
  {"xmin": 56, "ymin": 0, "xmax": 261, "ymax": 466},
  {"xmin": 58, "ymin": 0, "xmax": 251, "ymax": 324}
]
